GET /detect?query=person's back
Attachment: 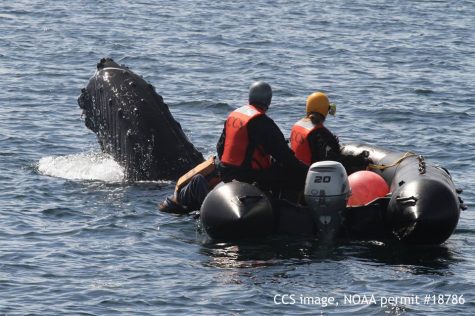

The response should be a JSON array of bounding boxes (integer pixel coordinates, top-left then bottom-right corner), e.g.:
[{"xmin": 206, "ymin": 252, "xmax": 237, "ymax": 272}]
[
  {"xmin": 290, "ymin": 92, "xmax": 341, "ymax": 166},
  {"xmin": 217, "ymin": 82, "xmax": 307, "ymax": 192},
  {"xmin": 219, "ymin": 104, "xmax": 271, "ymax": 171}
]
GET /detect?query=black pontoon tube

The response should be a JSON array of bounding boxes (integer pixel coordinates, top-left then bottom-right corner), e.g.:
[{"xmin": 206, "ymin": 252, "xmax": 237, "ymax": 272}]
[{"xmin": 341, "ymin": 143, "xmax": 462, "ymax": 244}]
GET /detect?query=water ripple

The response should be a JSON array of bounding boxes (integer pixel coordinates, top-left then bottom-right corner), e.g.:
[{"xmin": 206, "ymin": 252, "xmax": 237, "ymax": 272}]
[{"xmin": 1, "ymin": 0, "xmax": 474, "ymax": 315}]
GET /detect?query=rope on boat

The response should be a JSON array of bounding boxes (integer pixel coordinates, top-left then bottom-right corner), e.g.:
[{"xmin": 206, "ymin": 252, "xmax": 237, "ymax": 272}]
[{"xmin": 369, "ymin": 152, "xmax": 417, "ymax": 170}]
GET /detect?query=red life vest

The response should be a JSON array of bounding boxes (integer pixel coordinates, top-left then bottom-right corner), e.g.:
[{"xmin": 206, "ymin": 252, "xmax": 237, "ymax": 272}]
[
  {"xmin": 221, "ymin": 105, "xmax": 271, "ymax": 169},
  {"xmin": 290, "ymin": 118, "xmax": 322, "ymax": 166}
]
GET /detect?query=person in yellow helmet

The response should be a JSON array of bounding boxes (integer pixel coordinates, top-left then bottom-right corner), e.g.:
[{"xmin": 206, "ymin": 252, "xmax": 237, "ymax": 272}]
[{"xmin": 290, "ymin": 92, "xmax": 341, "ymax": 166}]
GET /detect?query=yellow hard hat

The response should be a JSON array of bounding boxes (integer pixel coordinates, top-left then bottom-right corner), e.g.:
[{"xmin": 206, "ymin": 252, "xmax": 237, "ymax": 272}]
[{"xmin": 306, "ymin": 92, "xmax": 330, "ymax": 117}]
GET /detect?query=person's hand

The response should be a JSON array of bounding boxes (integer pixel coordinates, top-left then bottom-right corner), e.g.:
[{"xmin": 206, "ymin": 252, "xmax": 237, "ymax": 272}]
[
  {"xmin": 341, "ymin": 150, "xmax": 373, "ymax": 174},
  {"xmin": 356, "ymin": 150, "xmax": 373, "ymax": 168}
]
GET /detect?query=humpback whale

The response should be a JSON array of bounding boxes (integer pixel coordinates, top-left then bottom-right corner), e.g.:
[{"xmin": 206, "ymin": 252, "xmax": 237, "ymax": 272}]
[
  {"xmin": 78, "ymin": 58, "xmax": 204, "ymax": 181},
  {"xmin": 76, "ymin": 58, "xmax": 463, "ymax": 244}
]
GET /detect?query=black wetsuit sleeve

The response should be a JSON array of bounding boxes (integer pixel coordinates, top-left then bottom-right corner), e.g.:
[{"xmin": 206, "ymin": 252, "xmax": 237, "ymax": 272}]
[
  {"xmin": 216, "ymin": 122, "xmax": 226, "ymax": 159},
  {"xmin": 307, "ymin": 126, "xmax": 341, "ymax": 162},
  {"xmin": 248, "ymin": 115, "xmax": 307, "ymax": 171}
]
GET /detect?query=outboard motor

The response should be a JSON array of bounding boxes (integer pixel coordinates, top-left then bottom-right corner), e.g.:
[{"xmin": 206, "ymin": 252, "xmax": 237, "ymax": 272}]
[{"xmin": 304, "ymin": 161, "xmax": 350, "ymax": 239}]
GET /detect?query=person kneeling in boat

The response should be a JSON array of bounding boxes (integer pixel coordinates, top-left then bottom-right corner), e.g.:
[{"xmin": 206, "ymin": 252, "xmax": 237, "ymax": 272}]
[
  {"xmin": 159, "ymin": 157, "xmax": 221, "ymax": 213},
  {"xmin": 290, "ymin": 92, "xmax": 371, "ymax": 173},
  {"xmin": 216, "ymin": 81, "xmax": 308, "ymax": 193}
]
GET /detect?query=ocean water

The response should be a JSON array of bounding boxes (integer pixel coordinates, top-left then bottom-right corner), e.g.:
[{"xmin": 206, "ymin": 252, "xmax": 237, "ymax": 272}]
[{"xmin": 1, "ymin": 1, "xmax": 474, "ymax": 315}]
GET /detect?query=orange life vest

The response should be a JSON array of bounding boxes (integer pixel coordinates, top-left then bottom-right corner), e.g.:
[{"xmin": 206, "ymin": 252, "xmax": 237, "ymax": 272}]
[
  {"xmin": 221, "ymin": 105, "xmax": 272, "ymax": 169},
  {"xmin": 290, "ymin": 118, "xmax": 323, "ymax": 166}
]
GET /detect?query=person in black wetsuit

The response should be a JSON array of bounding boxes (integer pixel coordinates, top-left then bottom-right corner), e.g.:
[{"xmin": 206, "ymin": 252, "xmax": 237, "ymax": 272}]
[
  {"xmin": 290, "ymin": 91, "xmax": 371, "ymax": 173},
  {"xmin": 159, "ymin": 157, "xmax": 220, "ymax": 213},
  {"xmin": 217, "ymin": 81, "xmax": 308, "ymax": 193},
  {"xmin": 290, "ymin": 92, "xmax": 341, "ymax": 165},
  {"xmin": 159, "ymin": 82, "xmax": 307, "ymax": 213}
]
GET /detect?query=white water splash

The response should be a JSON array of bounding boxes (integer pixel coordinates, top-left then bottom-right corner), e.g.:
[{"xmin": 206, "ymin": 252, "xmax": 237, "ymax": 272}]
[{"xmin": 38, "ymin": 152, "xmax": 124, "ymax": 182}]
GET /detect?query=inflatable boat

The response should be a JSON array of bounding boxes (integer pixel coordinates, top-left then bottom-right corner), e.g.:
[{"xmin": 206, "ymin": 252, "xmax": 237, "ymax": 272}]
[
  {"xmin": 200, "ymin": 143, "xmax": 465, "ymax": 245},
  {"xmin": 77, "ymin": 59, "xmax": 464, "ymax": 245}
]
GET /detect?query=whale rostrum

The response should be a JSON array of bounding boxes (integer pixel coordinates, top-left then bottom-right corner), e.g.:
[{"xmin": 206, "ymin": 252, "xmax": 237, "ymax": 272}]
[{"xmin": 78, "ymin": 58, "xmax": 204, "ymax": 181}]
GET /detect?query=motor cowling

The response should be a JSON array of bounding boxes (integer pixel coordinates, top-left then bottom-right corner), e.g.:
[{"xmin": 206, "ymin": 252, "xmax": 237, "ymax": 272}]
[{"xmin": 304, "ymin": 161, "xmax": 350, "ymax": 238}]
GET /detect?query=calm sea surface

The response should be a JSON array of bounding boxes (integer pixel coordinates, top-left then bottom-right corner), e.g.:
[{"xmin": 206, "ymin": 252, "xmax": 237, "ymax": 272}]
[{"xmin": 1, "ymin": 1, "xmax": 474, "ymax": 315}]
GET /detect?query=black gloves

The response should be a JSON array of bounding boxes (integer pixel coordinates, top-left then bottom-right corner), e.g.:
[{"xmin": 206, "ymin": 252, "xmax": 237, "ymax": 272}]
[{"xmin": 341, "ymin": 150, "xmax": 373, "ymax": 175}]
